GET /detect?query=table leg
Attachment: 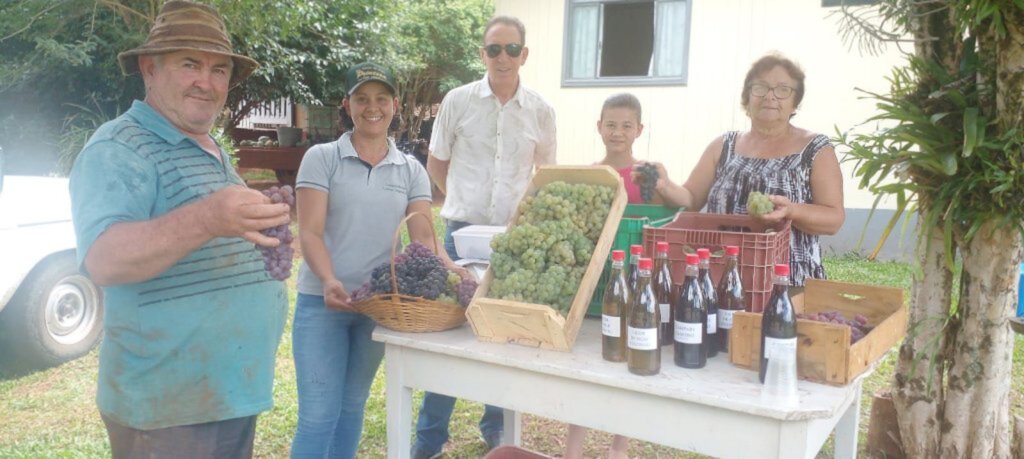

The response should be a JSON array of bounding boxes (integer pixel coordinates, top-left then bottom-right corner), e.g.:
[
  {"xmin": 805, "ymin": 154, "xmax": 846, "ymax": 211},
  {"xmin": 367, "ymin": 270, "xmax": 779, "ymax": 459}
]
[
  {"xmin": 502, "ymin": 409, "xmax": 522, "ymax": 446},
  {"xmin": 833, "ymin": 383, "xmax": 862, "ymax": 459},
  {"xmin": 385, "ymin": 347, "xmax": 413, "ymax": 459}
]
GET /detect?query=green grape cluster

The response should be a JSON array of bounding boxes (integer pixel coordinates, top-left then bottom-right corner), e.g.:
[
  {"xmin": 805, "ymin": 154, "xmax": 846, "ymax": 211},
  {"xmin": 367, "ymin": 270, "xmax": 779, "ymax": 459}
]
[
  {"xmin": 488, "ymin": 181, "xmax": 614, "ymax": 314},
  {"xmin": 747, "ymin": 191, "xmax": 775, "ymax": 216}
]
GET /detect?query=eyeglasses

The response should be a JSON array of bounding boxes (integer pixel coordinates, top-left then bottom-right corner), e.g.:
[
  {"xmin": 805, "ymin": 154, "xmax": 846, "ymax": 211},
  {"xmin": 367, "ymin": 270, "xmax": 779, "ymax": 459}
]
[
  {"xmin": 482, "ymin": 43, "xmax": 524, "ymax": 58},
  {"xmin": 749, "ymin": 83, "xmax": 795, "ymax": 99}
]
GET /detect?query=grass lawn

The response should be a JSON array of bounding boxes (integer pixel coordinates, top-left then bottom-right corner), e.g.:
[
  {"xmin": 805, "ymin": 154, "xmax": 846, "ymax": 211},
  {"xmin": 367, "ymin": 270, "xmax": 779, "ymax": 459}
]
[{"xmin": 2, "ymin": 252, "xmax": 1023, "ymax": 458}]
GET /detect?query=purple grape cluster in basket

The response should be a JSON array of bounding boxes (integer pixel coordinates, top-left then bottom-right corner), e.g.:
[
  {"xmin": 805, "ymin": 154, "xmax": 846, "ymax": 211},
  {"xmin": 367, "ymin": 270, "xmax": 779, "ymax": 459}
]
[
  {"xmin": 259, "ymin": 185, "xmax": 295, "ymax": 281},
  {"xmin": 351, "ymin": 241, "xmax": 478, "ymax": 307},
  {"xmin": 797, "ymin": 311, "xmax": 872, "ymax": 343}
]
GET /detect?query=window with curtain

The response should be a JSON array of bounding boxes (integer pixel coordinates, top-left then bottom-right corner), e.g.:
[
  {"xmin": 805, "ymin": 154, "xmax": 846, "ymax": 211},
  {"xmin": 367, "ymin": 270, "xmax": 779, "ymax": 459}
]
[{"xmin": 562, "ymin": 0, "xmax": 691, "ymax": 87}]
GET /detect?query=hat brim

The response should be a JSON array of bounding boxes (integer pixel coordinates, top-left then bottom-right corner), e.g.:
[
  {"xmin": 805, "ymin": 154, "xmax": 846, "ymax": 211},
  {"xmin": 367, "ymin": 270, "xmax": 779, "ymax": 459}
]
[
  {"xmin": 118, "ymin": 46, "xmax": 260, "ymax": 88},
  {"xmin": 348, "ymin": 78, "xmax": 398, "ymax": 96}
]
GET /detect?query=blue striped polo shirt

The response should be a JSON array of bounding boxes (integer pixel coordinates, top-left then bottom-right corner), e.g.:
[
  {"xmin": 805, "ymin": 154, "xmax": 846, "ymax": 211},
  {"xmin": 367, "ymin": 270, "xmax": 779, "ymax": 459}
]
[{"xmin": 69, "ymin": 100, "xmax": 287, "ymax": 430}]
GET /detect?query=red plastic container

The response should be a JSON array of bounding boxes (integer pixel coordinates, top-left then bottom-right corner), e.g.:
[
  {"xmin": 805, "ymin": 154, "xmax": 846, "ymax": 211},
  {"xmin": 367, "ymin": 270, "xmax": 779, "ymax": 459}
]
[
  {"xmin": 484, "ymin": 445, "xmax": 552, "ymax": 459},
  {"xmin": 642, "ymin": 212, "xmax": 790, "ymax": 312}
]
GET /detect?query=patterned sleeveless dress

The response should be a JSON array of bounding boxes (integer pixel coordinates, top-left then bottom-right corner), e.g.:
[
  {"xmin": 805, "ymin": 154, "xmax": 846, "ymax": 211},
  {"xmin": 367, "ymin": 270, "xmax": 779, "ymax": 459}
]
[{"xmin": 705, "ymin": 131, "xmax": 831, "ymax": 286}]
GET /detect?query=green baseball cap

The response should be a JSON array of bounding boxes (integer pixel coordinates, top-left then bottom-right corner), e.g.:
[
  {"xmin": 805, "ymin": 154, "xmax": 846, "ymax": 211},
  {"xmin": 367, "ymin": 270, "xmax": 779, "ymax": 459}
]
[{"xmin": 346, "ymin": 62, "xmax": 397, "ymax": 96}]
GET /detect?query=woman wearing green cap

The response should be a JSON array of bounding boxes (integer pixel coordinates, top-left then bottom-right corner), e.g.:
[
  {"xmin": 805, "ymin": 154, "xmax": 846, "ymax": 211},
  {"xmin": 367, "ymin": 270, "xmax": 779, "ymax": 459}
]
[{"xmin": 290, "ymin": 62, "xmax": 460, "ymax": 458}]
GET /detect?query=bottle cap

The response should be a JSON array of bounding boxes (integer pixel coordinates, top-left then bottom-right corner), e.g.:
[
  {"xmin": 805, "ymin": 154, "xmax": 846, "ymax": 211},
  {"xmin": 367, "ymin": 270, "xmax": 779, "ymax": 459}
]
[
  {"xmin": 630, "ymin": 244, "xmax": 644, "ymax": 256},
  {"xmin": 639, "ymin": 258, "xmax": 653, "ymax": 270},
  {"xmin": 611, "ymin": 250, "xmax": 625, "ymax": 261},
  {"xmin": 656, "ymin": 241, "xmax": 669, "ymax": 253},
  {"xmin": 774, "ymin": 264, "xmax": 790, "ymax": 276},
  {"xmin": 697, "ymin": 248, "xmax": 710, "ymax": 259},
  {"xmin": 685, "ymin": 253, "xmax": 699, "ymax": 265},
  {"xmin": 725, "ymin": 246, "xmax": 739, "ymax": 256}
]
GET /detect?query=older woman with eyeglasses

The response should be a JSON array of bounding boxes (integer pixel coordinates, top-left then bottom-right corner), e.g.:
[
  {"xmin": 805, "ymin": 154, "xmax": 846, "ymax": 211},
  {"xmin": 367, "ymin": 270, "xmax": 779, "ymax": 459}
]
[{"xmin": 641, "ymin": 53, "xmax": 844, "ymax": 288}]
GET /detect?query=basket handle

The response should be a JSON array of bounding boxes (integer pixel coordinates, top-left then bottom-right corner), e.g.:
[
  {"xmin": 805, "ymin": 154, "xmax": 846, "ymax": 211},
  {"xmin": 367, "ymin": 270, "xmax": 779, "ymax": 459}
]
[{"xmin": 386, "ymin": 211, "xmax": 442, "ymax": 294}]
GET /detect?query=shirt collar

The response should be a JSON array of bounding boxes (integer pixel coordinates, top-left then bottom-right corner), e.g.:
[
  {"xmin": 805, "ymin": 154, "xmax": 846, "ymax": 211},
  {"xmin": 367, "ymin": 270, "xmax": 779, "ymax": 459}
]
[
  {"xmin": 338, "ymin": 132, "xmax": 408, "ymax": 165},
  {"xmin": 125, "ymin": 100, "xmax": 190, "ymax": 145},
  {"xmin": 474, "ymin": 74, "xmax": 525, "ymax": 107}
]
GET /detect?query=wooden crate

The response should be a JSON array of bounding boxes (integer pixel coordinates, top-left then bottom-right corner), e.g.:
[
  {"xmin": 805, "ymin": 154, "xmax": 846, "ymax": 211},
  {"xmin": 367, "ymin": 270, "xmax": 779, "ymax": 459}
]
[
  {"xmin": 465, "ymin": 165, "xmax": 627, "ymax": 351},
  {"xmin": 728, "ymin": 278, "xmax": 907, "ymax": 385}
]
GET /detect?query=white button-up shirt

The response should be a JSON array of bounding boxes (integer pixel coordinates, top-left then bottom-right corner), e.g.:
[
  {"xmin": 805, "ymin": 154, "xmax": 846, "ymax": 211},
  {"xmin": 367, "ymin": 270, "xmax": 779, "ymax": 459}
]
[{"xmin": 430, "ymin": 76, "xmax": 557, "ymax": 225}]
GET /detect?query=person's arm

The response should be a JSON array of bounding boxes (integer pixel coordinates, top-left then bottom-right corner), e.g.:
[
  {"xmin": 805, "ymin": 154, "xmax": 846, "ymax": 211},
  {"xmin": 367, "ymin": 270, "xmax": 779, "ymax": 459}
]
[
  {"xmin": 534, "ymin": 104, "xmax": 557, "ymax": 169},
  {"xmin": 426, "ymin": 154, "xmax": 450, "ymax": 195},
  {"xmin": 84, "ymin": 186, "xmax": 289, "ymax": 286},
  {"xmin": 297, "ymin": 187, "xmax": 353, "ymax": 310},
  {"xmin": 757, "ymin": 145, "xmax": 845, "ymax": 235}
]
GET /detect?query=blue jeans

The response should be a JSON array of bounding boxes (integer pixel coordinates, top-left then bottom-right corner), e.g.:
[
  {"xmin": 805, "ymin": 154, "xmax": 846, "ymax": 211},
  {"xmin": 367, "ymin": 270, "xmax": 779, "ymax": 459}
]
[
  {"xmin": 414, "ymin": 220, "xmax": 504, "ymax": 454},
  {"xmin": 291, "ymin": 293, "xmax": 384, "ymax": 459}
]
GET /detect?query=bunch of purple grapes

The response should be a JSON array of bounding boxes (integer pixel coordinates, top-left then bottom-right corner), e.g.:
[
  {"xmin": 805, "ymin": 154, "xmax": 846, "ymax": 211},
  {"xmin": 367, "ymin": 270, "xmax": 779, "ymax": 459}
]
[
  {"xmin": 259, "ymin": 185, "xmax": 295, "ymax": 281},
  {"xmin": 351, "ymin": 241, "xmax": 478, "ymax": 306},
  {"xmin": 635, "ymin": 163, "xmax": 659, "ymax": 202},
  {"xmin": 797, "ymin": 311, "xmax": 872, "ymax": 343}
]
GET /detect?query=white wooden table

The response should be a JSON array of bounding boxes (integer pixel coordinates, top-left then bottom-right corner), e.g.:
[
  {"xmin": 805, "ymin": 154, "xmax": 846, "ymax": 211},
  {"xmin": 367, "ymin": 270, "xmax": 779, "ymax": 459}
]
[{"xmin": 375, "ymin": 319, "xmax": 863, "ymax": 459}]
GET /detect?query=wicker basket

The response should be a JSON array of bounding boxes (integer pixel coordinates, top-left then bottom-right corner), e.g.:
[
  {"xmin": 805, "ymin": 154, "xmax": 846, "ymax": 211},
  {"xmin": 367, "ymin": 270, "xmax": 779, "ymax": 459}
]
[{"xmin": 353, "ymin": 211, "xmax": 468, "ymax": 332}]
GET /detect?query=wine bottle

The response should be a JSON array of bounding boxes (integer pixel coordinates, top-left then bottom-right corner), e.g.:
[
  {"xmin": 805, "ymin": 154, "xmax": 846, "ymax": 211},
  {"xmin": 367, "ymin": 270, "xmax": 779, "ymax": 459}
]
[
  {"xmin": 716, "ymin": 245, "xmax": 744, "ymax": 353},
  {"xmin": 697, "ymin": 248, "xmax": 719, "ymax": 358},
  {"xmin": 653, "ymin": 241, "xmax": 673, "ymax": 346},
  {"xmin": 759, "ymin": 264, "xmax": 797, "ymax": 383},
  {"xmin": 626, "ymin": 244, "xmax": 643, "ymax": 295},
  {"xmin": 673, "ymin": 253, "xmax": 707, "ymax": 369},
  {"xmin": 602, "ymin": 250, "xmax": 629, "ymax": 362},
  {"xmin": 627, "ymin": 258, "xmax": 660, "ymax": 375}
]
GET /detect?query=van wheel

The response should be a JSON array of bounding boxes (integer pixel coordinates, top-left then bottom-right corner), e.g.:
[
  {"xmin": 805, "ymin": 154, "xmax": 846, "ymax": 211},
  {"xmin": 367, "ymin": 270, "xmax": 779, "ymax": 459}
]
[{"xmin": 2, "ymin": 252, "xmax": 103, "ymax": 367}]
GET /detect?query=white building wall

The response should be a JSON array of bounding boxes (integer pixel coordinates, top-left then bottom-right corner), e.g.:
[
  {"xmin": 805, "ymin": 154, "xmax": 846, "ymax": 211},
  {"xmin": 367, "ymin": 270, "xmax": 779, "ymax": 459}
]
[{"xmin": 496, "ymin": 0, "xmax": 906, "ymax": 211}]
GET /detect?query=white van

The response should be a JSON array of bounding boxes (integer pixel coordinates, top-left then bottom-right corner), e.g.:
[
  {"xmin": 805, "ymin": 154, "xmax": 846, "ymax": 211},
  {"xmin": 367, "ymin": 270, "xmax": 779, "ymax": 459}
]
[{"xmin": 0, "ymin": 152, "xmax": 103, "ymax": 367}]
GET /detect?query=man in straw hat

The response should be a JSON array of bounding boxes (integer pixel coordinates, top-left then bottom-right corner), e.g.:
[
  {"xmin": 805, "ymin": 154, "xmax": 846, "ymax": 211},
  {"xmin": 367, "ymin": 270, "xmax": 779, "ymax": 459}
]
[{"xmin": 69, "ymin": 2, "xmax": 290, "ymax": 457}]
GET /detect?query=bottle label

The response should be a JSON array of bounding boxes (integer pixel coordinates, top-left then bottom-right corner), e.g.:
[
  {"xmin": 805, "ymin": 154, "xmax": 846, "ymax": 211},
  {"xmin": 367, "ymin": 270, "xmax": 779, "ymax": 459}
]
[
  {"xmin": 718, "ymin": 309, "xmax": 736, "ymax": 329},
  {"xmin": 627, "ymin": 327, "xmax": 658, "ymax": 350},
  {"xmin": 673, "ymin": 321, "xmax": 702, "ymax": 344},
  {"xmin": 764, "ymin": 337, "xmax": 797, "ymax": 359},
  {"xmin": 707, "ymin": 314, "xmax": 717, "ymax": 334},
  {"xmin": 602, "ymin": 315, "xmax": 621, "ymax": 337},
  {"xmin": 659, "ymin": 303, "xmax": 670, "ymax": 323}
]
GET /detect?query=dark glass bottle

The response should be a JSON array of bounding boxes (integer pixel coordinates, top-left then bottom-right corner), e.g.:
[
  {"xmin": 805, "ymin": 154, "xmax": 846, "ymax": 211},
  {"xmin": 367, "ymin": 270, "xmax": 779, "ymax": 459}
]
[
  {"xmin": 627, "ymin": 258, "xmax": 660, "ymax": 375},
  {"xmin": 626, "ymin": 244, "xmax": 643, "ymax": 295},
  {"xmin": 716, "ymin": 245, "xmax": 745, "ymax": 353},
  {"xmin": 697, "ymin": 248, "xmax": 719, "ymax": 358},
  {"xmin": 602, "ymin": 250, "xmax": 629, "ymax": 362},
  {"xmin": 653, "ymin": 241, "xmax": 673, "ymax": 346},
  {"xmin": 673, "ymin": 253, "xmax": 706, "ymax": 369},
  {"xmin": 759, "ymin": 264, "xmax": 797, "ymax": 383}
]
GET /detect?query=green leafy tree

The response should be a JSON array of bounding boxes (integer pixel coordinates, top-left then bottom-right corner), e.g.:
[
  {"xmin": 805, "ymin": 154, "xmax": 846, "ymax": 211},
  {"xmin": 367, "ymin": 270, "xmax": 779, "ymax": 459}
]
[
  {"xmin": 383, "ymin": 0, "xmax": 491, "ymax": 142},
  {"xmin": 836, "ymin": 1, "xmax": 1024, "ymax": 456},
  {"xmin": 0, "ymin": 0, "xmax": 392, "ymax": 170}
]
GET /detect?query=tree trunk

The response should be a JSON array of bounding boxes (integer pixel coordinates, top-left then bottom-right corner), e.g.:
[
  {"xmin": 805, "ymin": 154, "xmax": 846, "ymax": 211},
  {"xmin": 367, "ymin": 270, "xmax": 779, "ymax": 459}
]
[
  {"xmin": 893, "ymin": 224, "xmax": 952, "ymax": 458},
  {"xmin": 995, "ymin": 6, "xmax": 1024, "ymax": 132},
  {"xmin": 940, "ymin": 223, "xmax": 1022, "ymax": 458}
]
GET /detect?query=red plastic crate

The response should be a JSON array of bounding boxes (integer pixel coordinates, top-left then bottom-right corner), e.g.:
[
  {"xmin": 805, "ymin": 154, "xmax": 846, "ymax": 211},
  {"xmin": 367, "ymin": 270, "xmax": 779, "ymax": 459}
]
[
  {"xmin": 642, "ymin": 212, "xmax": 790, "ymax": 312},
  {"xmin": 484, "ymin": 445, "xmax": 552, "ymax": 458}
]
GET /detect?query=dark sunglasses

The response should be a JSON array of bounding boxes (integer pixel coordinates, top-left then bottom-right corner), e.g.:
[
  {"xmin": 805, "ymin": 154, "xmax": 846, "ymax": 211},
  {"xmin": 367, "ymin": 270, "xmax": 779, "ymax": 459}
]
[{"xmin": 482, "ymin": 43, "xmax": 524, "ymax": 58}]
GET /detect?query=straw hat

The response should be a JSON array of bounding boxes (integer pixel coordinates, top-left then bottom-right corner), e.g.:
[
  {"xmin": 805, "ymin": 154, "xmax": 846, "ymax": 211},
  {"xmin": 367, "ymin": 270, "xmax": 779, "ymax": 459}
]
[{"xmin": 118, "ymin": 0, "xmax": 259, "ymax": 88}]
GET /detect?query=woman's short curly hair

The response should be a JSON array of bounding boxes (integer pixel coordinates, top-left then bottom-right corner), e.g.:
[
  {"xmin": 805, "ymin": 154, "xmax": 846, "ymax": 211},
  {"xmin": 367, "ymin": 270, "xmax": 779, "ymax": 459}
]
[{"xmin": 740, "ymin": 53, "xmax": 806, "ymax": 111}]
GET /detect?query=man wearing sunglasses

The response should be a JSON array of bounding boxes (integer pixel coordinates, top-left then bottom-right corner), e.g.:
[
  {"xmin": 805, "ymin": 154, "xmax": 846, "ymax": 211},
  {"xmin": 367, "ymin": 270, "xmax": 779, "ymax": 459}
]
[{"xmin": 417, "ymin": 15, "xmax": 557, "ymax": 459}]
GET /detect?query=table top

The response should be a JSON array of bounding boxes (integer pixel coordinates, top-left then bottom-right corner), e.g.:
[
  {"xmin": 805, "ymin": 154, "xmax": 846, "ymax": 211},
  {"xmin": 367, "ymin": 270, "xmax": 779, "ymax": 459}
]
[{"xmin": 374, "ymin": 318, "xmax": 862, "ymax": 422}]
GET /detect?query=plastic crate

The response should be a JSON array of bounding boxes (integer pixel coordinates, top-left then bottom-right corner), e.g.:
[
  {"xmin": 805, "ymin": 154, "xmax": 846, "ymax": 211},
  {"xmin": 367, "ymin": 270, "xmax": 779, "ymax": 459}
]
[
  {"xmin": 484, "ymin": 445, "xmax": 551, "ymax": 459},
  {"xmin": 642, "ymin": 212, "xmax": 790, "ymax": 313},
  {"xmin": 585, "ymin": 204, "xmax": 680, "ymax": 316}
]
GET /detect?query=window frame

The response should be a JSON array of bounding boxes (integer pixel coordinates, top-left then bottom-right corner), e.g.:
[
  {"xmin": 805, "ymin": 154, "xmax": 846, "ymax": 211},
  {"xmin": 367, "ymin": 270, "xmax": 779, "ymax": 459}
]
[{"xmin": 561, "ymin": 0, "xmax": 692, "ymax": 88}]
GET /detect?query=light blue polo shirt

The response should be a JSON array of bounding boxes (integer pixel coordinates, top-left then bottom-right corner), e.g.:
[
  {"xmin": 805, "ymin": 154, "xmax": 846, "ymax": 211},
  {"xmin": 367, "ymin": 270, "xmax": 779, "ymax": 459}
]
[
  {"xmin": 295, "ymin": 133, "xmax": 432, "ymax": 295},
  {"xmin": 69, "ymin": 100, "xmax": 287, "ymax": 430}
]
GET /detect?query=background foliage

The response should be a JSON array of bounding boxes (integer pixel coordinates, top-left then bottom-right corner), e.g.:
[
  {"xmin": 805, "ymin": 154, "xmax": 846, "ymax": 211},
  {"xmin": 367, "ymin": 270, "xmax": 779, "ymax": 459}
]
[{"xmin": 0, "ymin": 0, "xmax": 493, "ymax": 174}]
